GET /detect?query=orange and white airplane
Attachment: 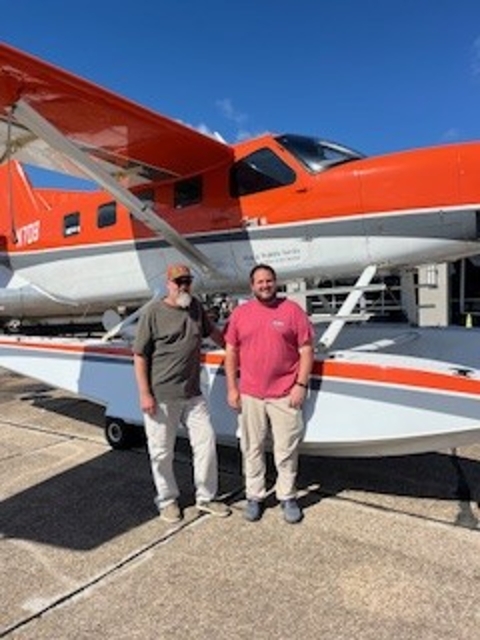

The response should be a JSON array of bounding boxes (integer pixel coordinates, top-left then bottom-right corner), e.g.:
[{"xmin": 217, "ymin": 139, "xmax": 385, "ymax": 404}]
[
  {"xmin": 0, "ymin": 42, "xmax": 479, "ymax": 456},
  {"xmin": 1, "ymin": 41, "xmax": 480, "ymax": 333}
]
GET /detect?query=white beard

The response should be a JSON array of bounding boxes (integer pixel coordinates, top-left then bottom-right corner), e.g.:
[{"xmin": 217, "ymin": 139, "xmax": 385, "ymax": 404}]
[{"xmin": 176, "ymin": 292, "xmax": 192, "ymax": 308}]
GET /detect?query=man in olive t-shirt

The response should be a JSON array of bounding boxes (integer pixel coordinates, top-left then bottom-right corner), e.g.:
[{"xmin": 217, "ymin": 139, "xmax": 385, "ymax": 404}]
[{"xmin": 133, "ymin": 264, "xmax": 231, "ymax": 524}]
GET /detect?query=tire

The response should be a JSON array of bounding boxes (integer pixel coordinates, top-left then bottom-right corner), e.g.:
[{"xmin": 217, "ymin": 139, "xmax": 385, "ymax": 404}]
[{"xmin": 105, "ymin": 418, "xmax": 135, "ymax": 450}]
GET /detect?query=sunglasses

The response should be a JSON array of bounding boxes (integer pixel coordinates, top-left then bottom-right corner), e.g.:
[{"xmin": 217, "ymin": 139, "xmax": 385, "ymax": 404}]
[{"xmin": 174, "ymin": 277, "xmax": 193, "ymax": 286}]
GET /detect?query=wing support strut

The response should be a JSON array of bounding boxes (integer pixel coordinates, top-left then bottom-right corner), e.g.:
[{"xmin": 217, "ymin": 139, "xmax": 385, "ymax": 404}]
[
  {"xmin": 11, "ymin": 99, "xmax": 224, "ymax": 280},
  {"xmin": 318, "ymin": 264, "xmax": 378, "ymax": 351}
]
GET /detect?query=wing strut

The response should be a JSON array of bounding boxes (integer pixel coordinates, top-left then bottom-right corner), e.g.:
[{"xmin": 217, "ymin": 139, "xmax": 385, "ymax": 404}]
[
  {"xmin": 318, "ymin": 265, "xmax": 378, "ymax": 350},
  {"xmin": 11, "ymin": 99, "xmax": 224, "ymax": 280}
]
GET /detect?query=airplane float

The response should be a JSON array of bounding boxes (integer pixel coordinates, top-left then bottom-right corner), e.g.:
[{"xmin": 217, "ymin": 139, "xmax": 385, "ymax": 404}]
[{"xmin": 0, "ymin": 41, "xmax": 479, "ymax": 457}]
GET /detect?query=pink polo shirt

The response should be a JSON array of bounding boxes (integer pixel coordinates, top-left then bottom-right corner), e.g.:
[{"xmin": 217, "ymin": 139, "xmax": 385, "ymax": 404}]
[{"xmin": 224, "ymin": 297, "xmax": 314, "ymax": 399}]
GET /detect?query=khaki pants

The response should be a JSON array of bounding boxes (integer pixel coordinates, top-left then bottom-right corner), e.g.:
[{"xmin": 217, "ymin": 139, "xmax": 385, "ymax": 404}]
[
  {"xmin": 144, "ymin": 395, "xmax": 218, "ymax": 510},
  {"xmin": 239, "ymin": 394, "xmax": 304, "ymax": 501}
]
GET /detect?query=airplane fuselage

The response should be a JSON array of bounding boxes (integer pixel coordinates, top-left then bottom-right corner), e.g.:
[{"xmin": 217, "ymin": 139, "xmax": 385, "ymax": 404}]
[
  {"xmin": 1, "ymin": 42, "xmax": 480, "ymax": 324},
  {"xmin": 0, "ymin": 135, "xmax": 480, "ymax": 322}
]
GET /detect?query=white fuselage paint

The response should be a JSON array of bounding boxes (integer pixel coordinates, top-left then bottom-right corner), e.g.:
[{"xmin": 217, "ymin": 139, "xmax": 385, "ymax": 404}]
[{"xmin": 3, "ymin": 205, "xmax": 480, "ymax": 318}]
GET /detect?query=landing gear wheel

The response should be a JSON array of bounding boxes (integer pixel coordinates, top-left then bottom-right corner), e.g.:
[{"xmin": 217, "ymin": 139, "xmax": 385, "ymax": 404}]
[{"xmin": 105, "ymin": 418, "xmax": 135, "ymax": 450}]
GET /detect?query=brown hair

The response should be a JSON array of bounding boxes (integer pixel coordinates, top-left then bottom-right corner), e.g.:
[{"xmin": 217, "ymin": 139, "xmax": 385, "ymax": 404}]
[{"xmin": 249, "ymin": 263, "xmax": 277, "ymax": 283}]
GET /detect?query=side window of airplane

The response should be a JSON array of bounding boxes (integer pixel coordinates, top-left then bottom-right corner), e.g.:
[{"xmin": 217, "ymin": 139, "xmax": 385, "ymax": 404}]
[
  {"xmin": 174, "ymin": 176, "xmax": 202, "ymax": 209},
  {"xmin": 63, "ymin": 212, "xmax": 80, "ymax": 237},
  {"xmin": 97, "ymin": 202, "xmax": 117, "ymax": 228},
  {"xmin": 230, "ymin": 148, "xmax": 296, "ymax": 197}
]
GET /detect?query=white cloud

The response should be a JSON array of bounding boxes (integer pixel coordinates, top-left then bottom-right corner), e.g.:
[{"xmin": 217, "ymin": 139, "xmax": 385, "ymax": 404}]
[
  {"xmin": 441, "ymin": 127, "xmax": 461, "ymax": 142},
  {"xmin": 216, "ymin": 98, "xmax": 247, "ymax": 127},
  {"xmin": 471, "ymin": 36, "xmax": 480, "ymax": 77},
  {"xmin": 215, "ymin": 98, "xmax": 260, "ymax": 141},
  {"xmin": 174, "ymin": 118, "xmax": 227, "ymax": 143}
]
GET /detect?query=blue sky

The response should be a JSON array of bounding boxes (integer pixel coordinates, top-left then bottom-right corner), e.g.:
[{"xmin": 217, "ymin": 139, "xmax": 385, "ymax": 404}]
[{"xmin": 2, "ymin": 0, "xmax": 480, "ymax": 186}]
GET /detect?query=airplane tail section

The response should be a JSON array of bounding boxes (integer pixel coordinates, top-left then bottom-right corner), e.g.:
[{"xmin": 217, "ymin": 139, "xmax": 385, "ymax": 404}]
[{"xmin": 0, "ymin": 159, "xmax": 47, "ymax": 244}]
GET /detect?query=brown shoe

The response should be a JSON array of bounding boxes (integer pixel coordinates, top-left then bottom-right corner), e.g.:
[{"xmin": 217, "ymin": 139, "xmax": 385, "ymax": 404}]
[{"xmin": 160, "ymin": 501, "xmax": 183, "ymax": 524}]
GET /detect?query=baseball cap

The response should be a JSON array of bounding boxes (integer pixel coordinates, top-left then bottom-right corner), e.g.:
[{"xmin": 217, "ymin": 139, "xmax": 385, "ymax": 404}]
[{"xmin": 167, "ymin": 264, "xmax": 192, "ymax": 281}]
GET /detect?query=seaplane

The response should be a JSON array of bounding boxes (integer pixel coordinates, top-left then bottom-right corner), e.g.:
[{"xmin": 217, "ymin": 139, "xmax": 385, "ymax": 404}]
[{"xmin": 0, "ymin": 41, "xmax": 480, "ymax": 457}]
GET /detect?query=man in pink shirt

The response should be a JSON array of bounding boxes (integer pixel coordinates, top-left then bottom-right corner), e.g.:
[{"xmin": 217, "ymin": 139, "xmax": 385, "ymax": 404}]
[{"xmin": 224, "ymin": 264, "xmax": 314, "ymax": 523}]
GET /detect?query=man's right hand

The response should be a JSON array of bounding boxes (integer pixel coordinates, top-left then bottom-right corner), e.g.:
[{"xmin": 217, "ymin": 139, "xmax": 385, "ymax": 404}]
[
  {"xmin": 140, "ymin": 391, "xmax": 157, "ymax": 417},
  {"xmin": 227, "ymin": 389, "xmax": 242, "ymax": 411}
]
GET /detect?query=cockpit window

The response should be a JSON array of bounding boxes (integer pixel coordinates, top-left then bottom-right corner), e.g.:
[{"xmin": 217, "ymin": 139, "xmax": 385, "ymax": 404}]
[
  {"xmin": 275, "ymin": 134, "xmax": 365, "ymax": 174},
  {"xmin": 230, "ymin": 148, "xmax": 296, "ymax": 197}
]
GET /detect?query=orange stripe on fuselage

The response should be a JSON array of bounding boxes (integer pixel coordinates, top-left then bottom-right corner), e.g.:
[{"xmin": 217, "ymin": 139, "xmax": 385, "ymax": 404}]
[
  {"xmin": 0, "ymin": 340, "xmax": 478, "ymax": 398},
  {"xmin": 203, "ymin": 351, "xmax": 480, "ymax": 397},
  {"xmin": 311, "ymin": 359, "xmax": 480, "ymax": 397}
]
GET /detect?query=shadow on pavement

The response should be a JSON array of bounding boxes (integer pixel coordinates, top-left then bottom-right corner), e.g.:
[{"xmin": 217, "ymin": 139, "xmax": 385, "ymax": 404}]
[
  {"xmin": 1, "ymin": 449, "xmax": 156, "ymax": 550},
  {"xmin": 297, "ymin": 449, "xmax": 480, "ymax": 503},
  {"xmin": 1, "ymin": 444, "xmax": 236, "ymax": 551}
]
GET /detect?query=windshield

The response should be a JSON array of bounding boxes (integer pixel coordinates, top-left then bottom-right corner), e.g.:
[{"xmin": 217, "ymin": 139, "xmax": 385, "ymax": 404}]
[{"xmin": 275, "ymin": 134, "xmax": 365, "ymax": 174}]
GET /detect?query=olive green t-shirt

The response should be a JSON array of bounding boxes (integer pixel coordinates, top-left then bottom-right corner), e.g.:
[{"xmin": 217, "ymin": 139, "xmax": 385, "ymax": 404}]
[{"xmin": 133, "ymin": 297, "xmax": 212, "ymax": 400}]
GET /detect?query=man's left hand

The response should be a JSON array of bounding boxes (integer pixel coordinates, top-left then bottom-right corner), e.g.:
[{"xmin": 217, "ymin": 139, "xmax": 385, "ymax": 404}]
[{"xmin": 289, "ymin": 384, "xmax": 307, "ymax": 409}]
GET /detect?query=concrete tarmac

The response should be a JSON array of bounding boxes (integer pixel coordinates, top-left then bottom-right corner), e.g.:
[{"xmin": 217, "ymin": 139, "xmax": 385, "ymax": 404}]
[{"xmin": 1, "ymin": 369, "xmax": 479, "ymax": 639}]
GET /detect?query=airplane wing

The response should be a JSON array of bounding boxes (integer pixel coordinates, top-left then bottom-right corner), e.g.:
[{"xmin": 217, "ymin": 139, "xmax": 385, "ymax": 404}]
[{"xmin": 0, "ymin": 42, "xmax": 233, "ymax": 186}]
